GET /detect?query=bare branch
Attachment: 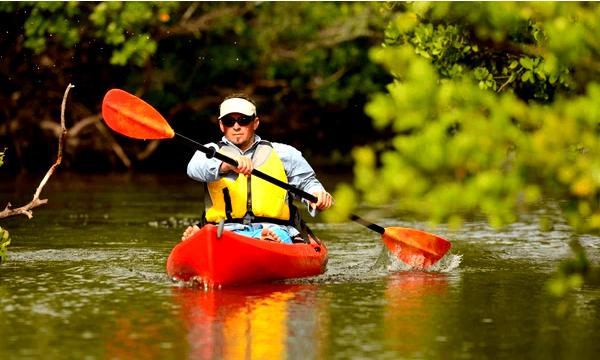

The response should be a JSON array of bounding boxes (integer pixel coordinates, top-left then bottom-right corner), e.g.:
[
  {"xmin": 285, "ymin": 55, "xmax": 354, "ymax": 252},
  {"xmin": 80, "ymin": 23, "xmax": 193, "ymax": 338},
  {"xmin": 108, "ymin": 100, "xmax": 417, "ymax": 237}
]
[
  {"xmin": 269, "ymin": 10, "xmax": 378, "ymax": 59},
  {"xmin": 94, "ymin": 121, "xmax": 132, "ymax": 168},
  {"xmin": 167, "ymin": 3, "xmax": 255, "ymax": 36},
  {"xmin": 136, "ymin": 140, "xmax": 161, "ymax": 161},
  {"xmin": 68, "ymin": 114, "xmax": 102, "ymax": 137},
  {"xmin": 0, "ymin": 84, "xmax": 73, "ymax": 219}
]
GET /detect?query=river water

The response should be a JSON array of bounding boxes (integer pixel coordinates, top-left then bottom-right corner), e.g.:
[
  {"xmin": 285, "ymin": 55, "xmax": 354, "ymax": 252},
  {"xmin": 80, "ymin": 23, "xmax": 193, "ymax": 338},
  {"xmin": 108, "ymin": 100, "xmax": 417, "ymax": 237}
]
[{"xmin": 1, "ymin": 173, "xmax": 598, "ymax": 359}]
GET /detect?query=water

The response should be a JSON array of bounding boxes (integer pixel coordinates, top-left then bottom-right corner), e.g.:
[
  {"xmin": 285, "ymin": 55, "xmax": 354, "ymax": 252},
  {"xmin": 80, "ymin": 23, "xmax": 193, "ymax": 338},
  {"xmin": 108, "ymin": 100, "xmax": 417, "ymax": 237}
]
[{"xmin": 1, "ymin": 173, "xmax": 599, "ymax": 359}]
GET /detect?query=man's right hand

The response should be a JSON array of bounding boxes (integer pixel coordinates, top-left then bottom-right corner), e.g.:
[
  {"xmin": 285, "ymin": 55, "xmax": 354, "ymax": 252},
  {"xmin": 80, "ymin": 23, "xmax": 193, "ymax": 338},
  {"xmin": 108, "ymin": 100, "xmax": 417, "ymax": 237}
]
[{"xmin": 220, "ymin": 156, "xmax": 253, "ymax": 176}]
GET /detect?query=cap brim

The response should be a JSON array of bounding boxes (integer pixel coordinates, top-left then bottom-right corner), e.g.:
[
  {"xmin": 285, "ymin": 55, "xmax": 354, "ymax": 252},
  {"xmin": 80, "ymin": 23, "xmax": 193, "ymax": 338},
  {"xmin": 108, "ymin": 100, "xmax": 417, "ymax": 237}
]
[{"xmin": 219, "ymin": 98, "xmax": 256, "ymax": 118}]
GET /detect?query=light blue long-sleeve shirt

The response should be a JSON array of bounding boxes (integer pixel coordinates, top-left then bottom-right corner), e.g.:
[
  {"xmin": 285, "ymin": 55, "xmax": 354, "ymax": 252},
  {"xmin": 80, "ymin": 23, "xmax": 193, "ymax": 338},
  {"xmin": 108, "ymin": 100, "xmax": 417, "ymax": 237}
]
[
  {"xmin": 186, "ymin": 134, "xmax": 325, "ymax": 238},
  {"xmin": 187, "ymin": 135, "xmax": 325, "ymax": 195}
]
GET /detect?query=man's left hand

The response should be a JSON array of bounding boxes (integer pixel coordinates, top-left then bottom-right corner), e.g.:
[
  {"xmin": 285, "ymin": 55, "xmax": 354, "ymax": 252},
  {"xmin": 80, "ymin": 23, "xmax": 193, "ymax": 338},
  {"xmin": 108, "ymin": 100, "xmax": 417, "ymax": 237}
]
[{"xmin": 310, "ymin": 191, "xmax": 333, "ymax": 210}]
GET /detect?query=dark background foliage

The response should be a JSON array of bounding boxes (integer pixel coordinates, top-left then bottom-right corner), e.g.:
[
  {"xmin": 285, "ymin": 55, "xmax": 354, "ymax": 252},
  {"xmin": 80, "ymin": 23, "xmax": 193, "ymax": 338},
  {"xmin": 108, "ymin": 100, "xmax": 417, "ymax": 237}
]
[{"xmin": 0, "ymin": 2, "xmax": 390, "ymax": 174}]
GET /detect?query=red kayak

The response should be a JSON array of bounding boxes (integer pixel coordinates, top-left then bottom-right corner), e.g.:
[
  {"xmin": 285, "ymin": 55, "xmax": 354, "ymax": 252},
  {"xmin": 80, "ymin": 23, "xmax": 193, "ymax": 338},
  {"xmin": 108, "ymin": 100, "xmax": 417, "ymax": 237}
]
[{"xmin": 166, "ymin": 224, "xmax": 328, "ymax": 286}]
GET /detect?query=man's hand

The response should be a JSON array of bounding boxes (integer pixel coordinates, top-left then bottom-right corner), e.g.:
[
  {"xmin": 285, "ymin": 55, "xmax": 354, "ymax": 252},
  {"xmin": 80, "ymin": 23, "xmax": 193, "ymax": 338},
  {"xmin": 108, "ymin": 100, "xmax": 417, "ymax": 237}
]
[
  {"xmin": 310, "ymin": 190, "xmax": 333, "ymax": 211},
  {"xmin": 220, "ymin": 156, "xmax": 253, "ymax": 176}
]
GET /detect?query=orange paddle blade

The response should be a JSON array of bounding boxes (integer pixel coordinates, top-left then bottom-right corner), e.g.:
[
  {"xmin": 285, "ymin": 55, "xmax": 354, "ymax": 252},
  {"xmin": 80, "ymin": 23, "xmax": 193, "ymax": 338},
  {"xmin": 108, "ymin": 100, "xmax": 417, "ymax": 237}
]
[
  {"xmin": 102, "ymin": 88, "xmax": 175, "ymax": 140},
  {"xmin": 383, "ymin": 227, "xmax": 451, "ymax": 268}
]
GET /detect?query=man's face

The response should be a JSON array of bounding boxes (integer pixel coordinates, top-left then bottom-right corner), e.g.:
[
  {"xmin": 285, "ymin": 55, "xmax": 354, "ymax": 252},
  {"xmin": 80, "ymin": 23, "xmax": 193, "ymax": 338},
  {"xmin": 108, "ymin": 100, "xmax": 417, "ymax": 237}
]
[{"xmin": 219, "ymin": 113, "xmax": 259, "ymax": 151}]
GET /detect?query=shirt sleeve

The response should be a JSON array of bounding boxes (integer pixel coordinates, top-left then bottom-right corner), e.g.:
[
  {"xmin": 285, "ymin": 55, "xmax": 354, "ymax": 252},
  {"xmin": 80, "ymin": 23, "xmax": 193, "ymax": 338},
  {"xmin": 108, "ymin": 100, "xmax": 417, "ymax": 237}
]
[
  {"xmin": 273, "ymin": 142, "xmax": 325, "ymax": 195},
  {"xmin": 186, "ymin": 143, "xmax": 222, "ymax": 182}
]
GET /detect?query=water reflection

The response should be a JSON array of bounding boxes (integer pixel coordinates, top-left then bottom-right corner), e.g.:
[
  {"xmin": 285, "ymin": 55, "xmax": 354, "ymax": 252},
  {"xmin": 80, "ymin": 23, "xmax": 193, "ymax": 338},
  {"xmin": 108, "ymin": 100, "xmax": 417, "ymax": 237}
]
[
  {"xmin": 384, "ymin": 272, "xmax": 449, "ymax": 355},
  {"xmin": 172, "ymin": 283, "xmax": 328, "ymax": 359}
]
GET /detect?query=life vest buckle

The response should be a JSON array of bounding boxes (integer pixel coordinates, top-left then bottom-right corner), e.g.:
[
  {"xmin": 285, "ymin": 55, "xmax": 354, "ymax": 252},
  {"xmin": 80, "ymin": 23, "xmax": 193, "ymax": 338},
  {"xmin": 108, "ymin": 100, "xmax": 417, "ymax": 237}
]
[{"xmin": 242, "ymin": 211, "xmax": 254, "ymax": 225}]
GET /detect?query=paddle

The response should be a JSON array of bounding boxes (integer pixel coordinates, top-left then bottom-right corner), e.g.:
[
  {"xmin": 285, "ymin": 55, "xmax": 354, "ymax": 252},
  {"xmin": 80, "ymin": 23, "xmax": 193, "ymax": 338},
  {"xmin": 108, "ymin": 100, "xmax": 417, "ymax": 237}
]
[{"xmin": 101, "ymin": 88, "xmax": 451, "ymax": 268}]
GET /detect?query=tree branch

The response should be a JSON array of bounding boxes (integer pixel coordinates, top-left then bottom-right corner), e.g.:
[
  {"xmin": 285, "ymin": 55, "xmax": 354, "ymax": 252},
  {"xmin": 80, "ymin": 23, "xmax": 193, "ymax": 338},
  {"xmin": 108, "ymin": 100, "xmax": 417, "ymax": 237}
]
[
  {"xmin": 94, "ymin": 120, "xmax": 132, "ymax": 168},
  {"xmin": 0, "ymin": 84, "xmax": 73, "ymax": 219},
  {"xmin": 166, "ymin": 3, "xmax": 255, "ymax": 36}
]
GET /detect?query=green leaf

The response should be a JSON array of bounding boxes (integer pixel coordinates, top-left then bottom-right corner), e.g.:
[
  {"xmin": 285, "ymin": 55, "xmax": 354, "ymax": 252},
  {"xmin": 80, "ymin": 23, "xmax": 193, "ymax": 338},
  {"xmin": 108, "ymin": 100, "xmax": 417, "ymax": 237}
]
[
  {"xmin": 0, "ymin": 227, "xmax": 10, "ymax": 264},
  {"xmin": 519, "ymin": 57, "xmax": 534, "ymax": 70},
  {"xmin": 521, "ymin": 70, "xmax": 533, "ymax": 83},
  {"xmin": 535, "ymin": 70, "xmax": 546, "ymax": 81}
]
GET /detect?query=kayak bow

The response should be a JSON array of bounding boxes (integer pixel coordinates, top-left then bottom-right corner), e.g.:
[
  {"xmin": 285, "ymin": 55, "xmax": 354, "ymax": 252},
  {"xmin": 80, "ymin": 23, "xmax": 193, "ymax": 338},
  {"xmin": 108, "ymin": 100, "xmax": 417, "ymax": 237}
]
[{"xmin": 166, "ymin": 224, "xmax": 328, "ymax": 286}]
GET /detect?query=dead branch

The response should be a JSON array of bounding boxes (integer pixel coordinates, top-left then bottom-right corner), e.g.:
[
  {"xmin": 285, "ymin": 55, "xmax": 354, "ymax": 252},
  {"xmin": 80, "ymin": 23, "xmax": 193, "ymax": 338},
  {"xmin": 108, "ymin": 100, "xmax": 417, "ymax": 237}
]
[
  {"xmin": 68, "ymin": 114, "xmax": 102, "ymax": 137},
  {"xmin": 136, "ymin": 139, "xmax": 161, "ymax": 161},
  {"xmin": 166, "ymin": 3, "xmax": 256, "ymax": 36},
  {"xmin": 0, "ymin": 84, "xmax": 73, "ymax": 219},
  {"xmin": 94, "ymin": 120, "xmax": 132, "ymax": 168}
]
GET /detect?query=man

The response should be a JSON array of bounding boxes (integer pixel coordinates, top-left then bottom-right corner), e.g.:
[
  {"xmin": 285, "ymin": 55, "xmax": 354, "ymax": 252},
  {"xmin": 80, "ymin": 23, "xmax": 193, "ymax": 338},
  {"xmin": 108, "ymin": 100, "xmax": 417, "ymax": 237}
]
[{"xmin": 182, "ymin": 94, "xmax": 333, "ymax": 243}]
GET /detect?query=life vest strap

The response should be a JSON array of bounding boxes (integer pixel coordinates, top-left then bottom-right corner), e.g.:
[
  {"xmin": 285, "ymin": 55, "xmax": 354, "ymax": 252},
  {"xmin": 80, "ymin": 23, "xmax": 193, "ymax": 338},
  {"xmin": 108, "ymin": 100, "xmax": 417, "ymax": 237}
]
[
  {"xmin": 223, "ymin": 188, "xmax": 233, "ymax": 221},
  {"xmin": 207, "ymin": 216, "xmax": 292, "ymax": 226}
]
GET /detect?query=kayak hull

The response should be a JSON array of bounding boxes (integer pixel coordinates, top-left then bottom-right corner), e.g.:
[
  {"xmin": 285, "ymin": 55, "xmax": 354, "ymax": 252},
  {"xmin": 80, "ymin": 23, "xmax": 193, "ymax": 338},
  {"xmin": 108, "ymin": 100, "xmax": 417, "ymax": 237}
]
[{"xmin": 166, "ymin": 224, "xmax": 327, "ymax": 286}]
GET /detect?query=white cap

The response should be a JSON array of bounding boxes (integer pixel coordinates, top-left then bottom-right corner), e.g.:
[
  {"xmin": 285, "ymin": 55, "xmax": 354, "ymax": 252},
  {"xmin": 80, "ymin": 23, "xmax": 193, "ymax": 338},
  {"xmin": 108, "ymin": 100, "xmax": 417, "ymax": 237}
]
[{"xmin": 219, "ymin": 98, "xmax": 256, "ymax": 119}]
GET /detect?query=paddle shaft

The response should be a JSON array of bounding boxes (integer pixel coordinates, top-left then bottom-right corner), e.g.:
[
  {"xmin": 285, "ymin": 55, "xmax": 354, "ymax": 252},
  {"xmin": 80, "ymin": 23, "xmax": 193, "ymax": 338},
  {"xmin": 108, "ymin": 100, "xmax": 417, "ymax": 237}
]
[
  {"xmin": 349, "ymin": 214, "xmax": 385, "ymax": 234},
  {"xmin": 175, "ymin": 133, "xmax": 386, "ymax": 235},
  {"xmin": 175, "ymin": 133, "xmax": 318, "ymax": 202}
]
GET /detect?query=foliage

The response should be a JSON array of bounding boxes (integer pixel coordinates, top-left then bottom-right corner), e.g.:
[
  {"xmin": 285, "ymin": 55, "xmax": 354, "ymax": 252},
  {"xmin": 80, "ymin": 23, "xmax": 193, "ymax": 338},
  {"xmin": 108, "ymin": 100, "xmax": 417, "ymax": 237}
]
[
  {"xmin": 0, "ymin": 227, "xmax": 9, "ymax": 264},
  {"xmin": 0, "ymin": 2, "xmax": 388, "ymax": 172},
  {"xmin": 338, "ymin": 2, "xmax": 600, "ymax": 233},
  {"xmin": 88, "ymin": 2, "xmax": 177, "ymax": 66},
  {"xmin": 547, "ymin": 238, "xmax": 594, "ymax": 315},
  {"xmin": 547, "ymin": 239, "xmax": 589, "ymax": 298},
  {"xmin": 3, "ymin": 1, "xmax": 174, "ymax": 66},
  {"xmin": 327, "ymin": 2, "xmax": 600, "ymax": 298},
  {"xmin": 0, "ymin": 148, "xmax": 9, "ymax": 264}
]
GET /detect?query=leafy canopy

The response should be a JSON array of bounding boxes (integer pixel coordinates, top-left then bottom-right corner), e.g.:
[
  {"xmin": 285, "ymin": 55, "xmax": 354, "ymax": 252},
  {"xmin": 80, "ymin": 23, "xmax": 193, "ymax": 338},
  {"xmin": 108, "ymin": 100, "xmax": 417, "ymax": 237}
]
[{"xmin": 328, "ymin": 2, "xmax": 600, "ymax": 236}]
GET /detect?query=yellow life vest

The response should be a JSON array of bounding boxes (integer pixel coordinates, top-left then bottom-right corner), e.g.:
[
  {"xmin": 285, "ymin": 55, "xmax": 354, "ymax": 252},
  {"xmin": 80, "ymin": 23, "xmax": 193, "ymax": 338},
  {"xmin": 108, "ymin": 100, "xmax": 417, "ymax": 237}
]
[{"xmin": 204, "ymin": 142, "xmax": 291, "ymax": 224}]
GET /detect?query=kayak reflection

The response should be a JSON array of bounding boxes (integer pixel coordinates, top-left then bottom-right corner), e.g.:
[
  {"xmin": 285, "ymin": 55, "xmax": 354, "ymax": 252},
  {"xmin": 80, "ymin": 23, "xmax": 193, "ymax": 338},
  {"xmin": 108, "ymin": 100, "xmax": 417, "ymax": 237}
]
[
  {"xmin": 384, "ymin": 272, "xmax": 449, "ymax": 355},
  {"xmin": 173, "ymin": 283, "xmax": 328, "ymax": 359}
]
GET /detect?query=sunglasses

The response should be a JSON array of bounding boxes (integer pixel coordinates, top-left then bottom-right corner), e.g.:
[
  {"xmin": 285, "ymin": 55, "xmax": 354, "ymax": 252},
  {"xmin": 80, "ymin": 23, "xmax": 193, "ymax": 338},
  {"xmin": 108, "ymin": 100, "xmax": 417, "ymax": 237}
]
[{"xmin": 220, "ymin": 114, "xmax": 255, "ymax": 127}]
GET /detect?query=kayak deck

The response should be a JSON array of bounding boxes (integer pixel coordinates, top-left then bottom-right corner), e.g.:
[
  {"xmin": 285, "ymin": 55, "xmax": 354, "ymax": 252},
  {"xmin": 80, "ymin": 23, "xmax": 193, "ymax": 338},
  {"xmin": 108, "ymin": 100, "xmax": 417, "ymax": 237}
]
[{"xmin": 166, "ymin": 224, "xmax": 328, "ymax": 286}]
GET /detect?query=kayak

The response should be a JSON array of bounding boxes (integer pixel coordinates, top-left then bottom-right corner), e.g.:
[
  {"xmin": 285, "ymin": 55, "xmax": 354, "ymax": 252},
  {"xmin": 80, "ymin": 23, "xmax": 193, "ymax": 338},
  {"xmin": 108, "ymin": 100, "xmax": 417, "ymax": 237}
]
[{"xmin": 166, "ymin": 224, "xmax": 328, "ymax": 286}]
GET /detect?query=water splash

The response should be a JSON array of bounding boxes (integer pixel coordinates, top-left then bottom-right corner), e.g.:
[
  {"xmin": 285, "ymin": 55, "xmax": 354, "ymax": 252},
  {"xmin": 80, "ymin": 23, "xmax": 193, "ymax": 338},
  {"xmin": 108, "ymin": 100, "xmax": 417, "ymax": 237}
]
[
  {"xmin": 374, "ymin": 247, "xmax": 462, "ymax": 274},
  {"xmin": 171, "ymin": 276, "xmax": 223, "ymax": 290},
  {"xmin": 425, "ymin": 253, "xmax": 462, "ymax": 273}
]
